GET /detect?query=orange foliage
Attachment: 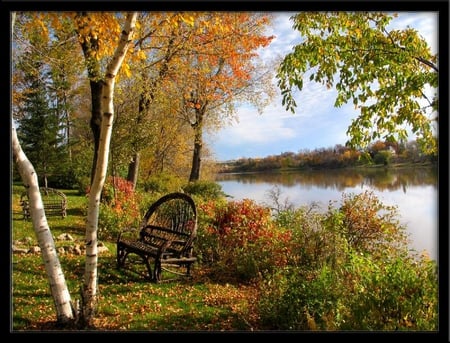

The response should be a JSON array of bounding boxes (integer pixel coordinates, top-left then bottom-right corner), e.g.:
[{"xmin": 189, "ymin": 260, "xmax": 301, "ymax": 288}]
[
  {"xmin": 17, "ymin": 12, "xmax": 273, "ymax": 96},
  {"xmin": 170, "ymin": 12, "xmax": 274, "ymax": 110}
]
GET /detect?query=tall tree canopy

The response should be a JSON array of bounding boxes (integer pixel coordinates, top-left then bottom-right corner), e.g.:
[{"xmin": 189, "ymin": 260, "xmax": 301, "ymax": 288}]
[
  {"xmin": 171, "ymin": 12, "xmax": 275, "ymax": 181},
  {"xmin": 277, "ymin": 12, "xmax": 438, "ymax": 155}
]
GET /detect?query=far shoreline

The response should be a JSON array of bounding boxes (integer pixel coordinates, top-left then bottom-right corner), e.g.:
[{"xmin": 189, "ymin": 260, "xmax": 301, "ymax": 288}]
[{"xmin": 216, "ymin": 161, "xmax": 437, "ymax": 175}]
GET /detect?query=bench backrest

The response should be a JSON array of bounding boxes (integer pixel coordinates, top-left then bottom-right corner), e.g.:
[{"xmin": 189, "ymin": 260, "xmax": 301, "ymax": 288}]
[
  {"xmin": 139, "ymin": 192, "xmax": 197, "ymax": 257},
  {"xmin": 21, "ymin": 187, "xmax": 67, "ymax": 207}
]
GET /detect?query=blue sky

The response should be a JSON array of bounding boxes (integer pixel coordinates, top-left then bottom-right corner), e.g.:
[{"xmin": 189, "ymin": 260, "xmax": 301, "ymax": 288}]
[{"xmin": 207, "ymin": 12, "xmax": 438, "ymax": 162}]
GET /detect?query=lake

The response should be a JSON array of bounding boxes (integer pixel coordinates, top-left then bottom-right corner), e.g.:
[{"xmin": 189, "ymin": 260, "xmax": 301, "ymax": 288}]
[{"xmin": 215, "ymin": 166, "xmax": 438, "ymax": 262}]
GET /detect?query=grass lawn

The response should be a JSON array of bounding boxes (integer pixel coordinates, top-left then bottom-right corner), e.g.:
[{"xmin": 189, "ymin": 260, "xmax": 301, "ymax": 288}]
[{"xmin": 11, "ymin": 184, "xmax": 260, "ymax": 331}]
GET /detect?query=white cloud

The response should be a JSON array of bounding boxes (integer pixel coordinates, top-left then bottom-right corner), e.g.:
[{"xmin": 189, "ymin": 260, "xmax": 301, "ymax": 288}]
[
  {"xmin": 215, "ymin": 106, "xmax": 297, "ymax": 146},
  {"xmin": 255, "ymin": 12, "xmax": 301, "ymax": 66}
]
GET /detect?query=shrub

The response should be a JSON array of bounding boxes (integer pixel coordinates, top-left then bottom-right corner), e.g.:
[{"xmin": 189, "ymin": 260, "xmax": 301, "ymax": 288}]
[
  {"xmin": 96, "ymin": 176, "xmax": 142, "ymax": 240},
  {"xmin": 182, "ymin": 180, "xmax": 226, "ymax": 200},
  {"xmin": 258, "ymin": 250, "xmax": 437, "ymax": 330},
  {"xmin": 373, "ymin": 150, "xmax": 392, "ymax": 165},
  {"xmin": 141, "ymin": 172, "xmax": 184, "ymax": 194},
  {"xmin": 325, "ymin": 190, "xmax": 409, "ymax": 256},
  {"xmin": 339, "ymin": 251, "xmax": 438, "ymax": 330},
  {"xmin": 275, "ymin": 203, "xmax": 349, "ymax": 270},
  {"xmin": 46, "ymin": 169, "xmax": 79, "ymax": 189},
  {"xmin": 256, "ymin": 191, "xmax": 438, "ymax": 330},
  {"xmin": 76, "ymin": 176, "xmax": 91, "ymax": 196},
  {"xmin": 258, "ymin": 265, "xmax": 345, "ymax": 330},
  {"xmin": 197, "ymin": 198, "xmax": 292, "ymax": 282}
]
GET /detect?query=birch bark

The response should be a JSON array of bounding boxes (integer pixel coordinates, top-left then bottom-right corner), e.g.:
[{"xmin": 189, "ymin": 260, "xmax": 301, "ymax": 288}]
[
  {"xmin": 12, "ymin": 10, "xmax": 74, "ymax": 322},
  {"xmin": 81, "ymin": 12, "xmax": 138, "ymax": 325}
]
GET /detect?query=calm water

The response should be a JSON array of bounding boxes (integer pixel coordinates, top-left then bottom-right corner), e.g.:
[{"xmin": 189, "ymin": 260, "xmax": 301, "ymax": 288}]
[{"xmin": 216, "ymin": 166, "xmax": 438, "ymax": 262}]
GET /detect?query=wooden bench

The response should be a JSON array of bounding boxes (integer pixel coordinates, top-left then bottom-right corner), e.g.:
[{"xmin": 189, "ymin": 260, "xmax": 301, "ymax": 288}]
[
  {"xmin": 20, "ymin": 187, "xmax": 67, "ymax": 220},
  {"xmin": 116, "ymin": 192, "xmax": 198, "ymax": 283}
]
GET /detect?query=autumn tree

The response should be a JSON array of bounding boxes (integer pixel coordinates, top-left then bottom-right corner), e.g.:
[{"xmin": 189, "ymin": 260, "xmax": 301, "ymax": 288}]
[
  {"xmin": 72, "ymin": 12, "xmax": 138, "ymax": 327},
  {"xmin": 137, "ymin": 90, "xmax": 193, "ymax": 179},
  {"xmin": 172, "ymin": 12, "xmax": 276, "ymax": 181},
  {"xmin": 13, "ymin": 13, "xmax": 77, "ymax": 188},
  {"xmin": 277, "ymin": 12, "xmax": 438, "ymax": 155},
  {"xmin": 112, "ymin": 13, "xmax": 196, "ymax": 188},
  {"xmin": 111, "ymin": 12, "xmax": 276, "ymax": 186},
  {"xmin": 112, "ymin": 75, "xmax": 193, "ymax": 184},
  {"xmin": 73, "ymin": 12, "xmax": 119, "ymax": 184},
  {"xmin": 368, "ymin": 140, "xmax": 387, "ymax": 158},
  {"xmin": 13, "ymin": 12, "xmax": 91, "ymax": 188},
  {"xmin": 12, "ymin": 11, "xmax": 138, "ymax": 328},
  {"xmin": 46, "ymin": 19, "xmax": 86, "ymax": 164}
]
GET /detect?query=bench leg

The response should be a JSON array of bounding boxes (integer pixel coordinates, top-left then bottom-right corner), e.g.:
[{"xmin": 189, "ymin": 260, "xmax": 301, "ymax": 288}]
[
  {"xmin": 23, "ymin": 210, "xmax": 30, "ymax": 220},
  {"xmin": 153, "ymin": 259, "xmax": 162, "ymax": 283},
  {"xmin": 21, "ymin": 202, "xmax": 30, "ymax": 220},
  {"xmin": 140, "ymin": 256, "xmax": 153, "ymax": 281},
  {"xmin": 116, "ymin": 245, "xmax": 127, "ymax": 268},
  {"xmin": 117, "ymin": 245, "xmax": 156, "ymax": 282},
  {"xmin": 158, "ymin": 260, "xmax": 196, "ymax": 283}
]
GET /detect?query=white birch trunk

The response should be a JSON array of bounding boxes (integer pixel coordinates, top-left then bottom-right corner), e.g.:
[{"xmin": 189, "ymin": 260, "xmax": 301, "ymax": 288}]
[
  {"xmin": 11, "ymin": 11, "xmax": 74, "ymax": 324},
  {"xmin": 81, "ymin": 12, "xmax": 138, "ymax": 323},
  {"xmin": 12, "ymin": 122, "xmax": 75, "ymax": 323}
]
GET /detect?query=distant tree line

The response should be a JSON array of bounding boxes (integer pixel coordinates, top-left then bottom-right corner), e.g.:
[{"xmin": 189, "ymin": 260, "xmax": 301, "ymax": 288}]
[{"xmin": 218, "ymin": 140, "xmax": 437, "ymax": 173}]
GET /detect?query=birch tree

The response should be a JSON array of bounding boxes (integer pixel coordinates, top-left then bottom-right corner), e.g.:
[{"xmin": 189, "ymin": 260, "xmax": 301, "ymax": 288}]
[
  {"xmin": 77, "ymin": 11, "xmax": 138, "ymax": 327},
  {"xmin": 12, "ymin": 11, "xmax": 138, "ymax": 328},
  {"xmin": 11, "ymin": 11, "xmax": 75, "ymax": 325}
]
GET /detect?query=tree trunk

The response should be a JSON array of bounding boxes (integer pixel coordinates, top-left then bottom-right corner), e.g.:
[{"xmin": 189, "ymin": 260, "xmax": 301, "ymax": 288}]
[
  {"xmin": 126, "ymin": 40, "xmax": 175, "ymax": 189},
  {"xmin": 80, "ymin": 12, "xmax": 137, "ymax": 327},
  {"xmin": 189, "ymin": 108, "xmax": 204, "ymax": 182},
  {"xmin": 75, "ymin": 13, "xmax": 104, "ymax": 186},
  {"xmin": 127, "ymin": 152, "xmax": 140, "ymax": 190},
  {"xmin": 13, "ymin": 116, "xmax": 75, "ymax": 325},
  {"xmin": 126, "ymin": 85, "xmax": 148, "ymax": 189},
  {"xmin": 189, "ymin": 138, "xmax": 202, "ymax": 182},
  {"xmin": 88, "ymin": 80, "xmax": 103, "ymax": 185},
  {"xmin": 11, "ymin": 11, "xmax": 75, "ymax": 326}
]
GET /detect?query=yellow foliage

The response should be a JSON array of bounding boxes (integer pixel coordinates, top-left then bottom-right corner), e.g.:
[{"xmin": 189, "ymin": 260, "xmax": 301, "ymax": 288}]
[
  {"xmin": 122, "ymin": 63, "xmax": 131, "ymax": 78},
  {"xmin": 180, "ymin": 14, "xmax": 195, "ymax": 27},
  {"xmin": 136, "ymin": 50, "xmax": 146, "ymax": 60}
]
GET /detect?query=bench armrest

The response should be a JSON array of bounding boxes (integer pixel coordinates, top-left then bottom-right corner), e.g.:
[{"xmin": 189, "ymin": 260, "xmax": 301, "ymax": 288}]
[{"xmin": 117, "ymin": 227, "xmax": 138, "ymax": 242}]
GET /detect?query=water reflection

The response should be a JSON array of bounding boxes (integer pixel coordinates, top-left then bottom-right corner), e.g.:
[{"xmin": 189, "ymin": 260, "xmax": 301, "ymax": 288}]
[{"xmin": 216, "ymin": 167, "xmax": 437, "ymax": 193}]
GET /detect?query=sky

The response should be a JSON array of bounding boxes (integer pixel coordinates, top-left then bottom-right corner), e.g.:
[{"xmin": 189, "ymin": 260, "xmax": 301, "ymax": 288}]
[{"xmin": 206, "ymin": 12, "xmax": 439, "ymax": 162}]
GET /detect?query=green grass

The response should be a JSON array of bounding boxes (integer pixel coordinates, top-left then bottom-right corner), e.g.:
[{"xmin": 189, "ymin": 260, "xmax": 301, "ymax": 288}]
[
  {"xmin": 11, "ymin": 183, "xmax": 259, "ymax": 331},
  {"xmin": 12, "ymin": 252, "xmax": 258, "ymax": 331}
]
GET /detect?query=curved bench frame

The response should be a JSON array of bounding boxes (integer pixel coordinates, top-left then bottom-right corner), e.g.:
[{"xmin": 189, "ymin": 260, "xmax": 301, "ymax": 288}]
[{"xmin": 116, "ymin": 192, "xmax": 198, "ymax": 283}]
